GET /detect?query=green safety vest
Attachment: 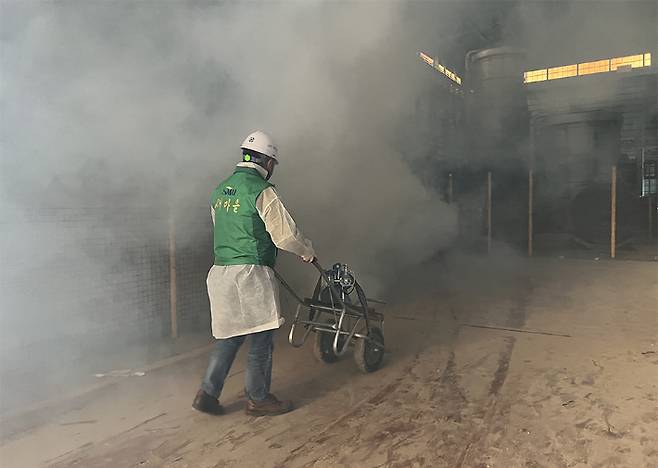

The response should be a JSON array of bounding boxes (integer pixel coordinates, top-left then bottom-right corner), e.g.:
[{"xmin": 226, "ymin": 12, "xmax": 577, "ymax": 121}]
[{"xmin": 210, "ymin": 167, "xmax": 277, "ymax": 267}]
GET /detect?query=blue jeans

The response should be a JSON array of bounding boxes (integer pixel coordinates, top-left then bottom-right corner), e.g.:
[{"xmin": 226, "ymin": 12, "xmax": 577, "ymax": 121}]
[{"xmin": 201, "ymin": 329, "xmax": 274, "ymax": 402}]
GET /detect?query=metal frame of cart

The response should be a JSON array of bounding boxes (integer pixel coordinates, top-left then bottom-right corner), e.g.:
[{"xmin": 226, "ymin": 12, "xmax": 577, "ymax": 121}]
[{"xmin": 275, "ymin": 261, "xmax": 385, "ymax": 373}]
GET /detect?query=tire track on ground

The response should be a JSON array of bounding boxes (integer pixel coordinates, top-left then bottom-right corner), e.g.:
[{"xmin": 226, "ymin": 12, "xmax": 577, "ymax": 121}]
[
  {"xmin": 455, "ymin": 286, "xmax": 532, "ymax": 467},
  {"xmin": 274, "ymin": 351, "xmax": 423, "ymax": 468}
]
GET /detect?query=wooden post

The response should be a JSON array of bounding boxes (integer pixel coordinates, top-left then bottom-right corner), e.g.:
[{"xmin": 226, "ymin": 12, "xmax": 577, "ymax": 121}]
[
  {"xmin": 528, "ymin": 169, "xmax": 534, "ymax": 257},
  {"xmin": 610, "ymin": 166, "xmax": 617, "ymax": 259},
  {"xmin": 169, "ymin": 214, "xmax": 178, "ymax": 338},
  {"xmin": 448, "ymin": 173, "xmax": 454, "ymax": 204},
  {"xmin": 487, "ymin": 171, "xmax": 492, "ymax": 253},
  {"xmin": 650, "ymin": 196, "xmax": 654, "ymax": 238}
]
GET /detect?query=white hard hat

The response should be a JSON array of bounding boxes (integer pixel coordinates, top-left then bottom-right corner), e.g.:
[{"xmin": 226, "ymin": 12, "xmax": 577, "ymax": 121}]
[{"xmin": 240, "ymin": 130, "xmax": 279, "ymax": 161}]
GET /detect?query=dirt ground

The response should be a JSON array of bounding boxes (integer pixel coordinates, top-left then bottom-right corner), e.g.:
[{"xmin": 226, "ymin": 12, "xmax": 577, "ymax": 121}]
[{"xmin": 1, "ymin": 256, "xmax": 656, "ymax": 468}]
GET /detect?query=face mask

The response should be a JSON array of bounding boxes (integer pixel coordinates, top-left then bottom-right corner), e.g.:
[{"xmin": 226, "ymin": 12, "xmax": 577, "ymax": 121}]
[
  {"xmin": 244, "ymin": 153, "xmax": 274, "ymax": 180},
  {"xmin": 265, "ymin": 158, "xmax": 278, "ymax": 181}
]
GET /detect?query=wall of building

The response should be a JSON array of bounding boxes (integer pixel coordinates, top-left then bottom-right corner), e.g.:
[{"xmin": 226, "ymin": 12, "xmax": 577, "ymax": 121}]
[{"xmin": 0, "ymin": 205, "xmax": 212, "ymax": 413}]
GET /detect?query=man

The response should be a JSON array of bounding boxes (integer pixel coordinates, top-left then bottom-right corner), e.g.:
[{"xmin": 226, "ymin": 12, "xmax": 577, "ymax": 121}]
[{"xmin": 192, "ymin": 130, "xmax": 315, "ymax": 417}]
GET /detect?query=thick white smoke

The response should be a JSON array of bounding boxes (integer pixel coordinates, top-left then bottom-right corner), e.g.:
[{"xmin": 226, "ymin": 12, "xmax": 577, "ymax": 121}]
[
  {"xmin": 0, "ymin": 1, "xmax": 463, "ymax": 415},
  {"xmin": 2, "ymin": 0, "xmax": 654, "ymax": 419},
  {"xmin": 1, "ymin": 1, "xmax": 458, "ymax": 295}
]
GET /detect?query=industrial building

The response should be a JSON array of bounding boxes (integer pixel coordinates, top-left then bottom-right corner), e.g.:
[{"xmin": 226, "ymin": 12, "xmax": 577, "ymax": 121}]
[
  {"xmin": 1, "ymin": 2, "xmax": 656, "ymax": 467},
  {"xmin": 417, "ymin": 47, "xmax": 657, "ymax": 254}
]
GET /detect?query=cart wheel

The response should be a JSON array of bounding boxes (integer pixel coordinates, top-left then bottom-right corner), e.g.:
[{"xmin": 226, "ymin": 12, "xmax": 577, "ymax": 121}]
[
  {"xmin": 354, "ymin": 327, "xmax": 384, "ymax": 373},
  {"xmin": 313, "ymin": 321, "xmax": 345, "ymax": 364}
]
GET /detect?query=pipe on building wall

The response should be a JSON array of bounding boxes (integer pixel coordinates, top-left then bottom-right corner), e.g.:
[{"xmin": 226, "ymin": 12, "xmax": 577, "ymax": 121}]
[
  {"xmin": 649, "ymin": 197, "xmax": 654, "ymax": 238},
  {"xmin": 610, "ymin": 166, "xmax": 617, "ymax": 259},
  {"xmin": 528, "ymin": 170, "xmax": 534, "ymax": 257},
  {"xmin": 487, "ymin": 171, "xmax": 492, "ymax": 253},
  {"xmin": 448, "ymin": 173, "xmax": 454, "ymax": 204},
  {"xmin": 169, "ymin": 214, "xmax": 178, "ymax": 339}
]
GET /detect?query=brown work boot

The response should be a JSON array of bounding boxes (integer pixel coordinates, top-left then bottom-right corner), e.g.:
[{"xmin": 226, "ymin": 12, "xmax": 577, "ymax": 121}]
[
  {"xmin": 245, "ymin": 393, "xmax": 293, "ymax": 416},
  {"xmin": 192, "ymin": 389, "xmax": 224, "ymax": 415}
]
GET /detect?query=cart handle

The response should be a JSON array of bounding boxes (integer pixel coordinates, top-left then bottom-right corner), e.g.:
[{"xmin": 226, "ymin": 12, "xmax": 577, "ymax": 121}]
[
  {"xmin": 273, "ymin": 269, "xmax": 304, "ymax": 305},
  {"xmin": 273, "ymin": 259, "xmax": 345, "ymax": 309}
]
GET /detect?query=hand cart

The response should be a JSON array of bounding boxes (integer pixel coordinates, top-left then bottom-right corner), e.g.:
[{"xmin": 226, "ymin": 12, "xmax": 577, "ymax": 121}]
[{"xmin": 274, "ymin": 260, "xmax": 385, "ymax": 373}]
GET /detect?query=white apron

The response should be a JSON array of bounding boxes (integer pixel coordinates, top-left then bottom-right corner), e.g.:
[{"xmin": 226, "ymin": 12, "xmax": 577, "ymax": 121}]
[{"xmin": 206, "ymin": 264, "xmax": 283, "ymax": 339}]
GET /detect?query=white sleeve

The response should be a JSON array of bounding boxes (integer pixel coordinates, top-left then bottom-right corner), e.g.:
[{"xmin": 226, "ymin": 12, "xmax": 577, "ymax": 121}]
[
  {"xmin": 210, "ymin": 205, "xmax": 215, "ymax": 225},
  {"xmin": 256, "ymin": 187, "xmax": 316, "ymax": 258}
]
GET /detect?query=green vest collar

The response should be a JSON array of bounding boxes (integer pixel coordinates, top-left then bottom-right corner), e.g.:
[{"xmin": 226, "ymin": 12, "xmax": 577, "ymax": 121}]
[
  {"xmin": 235, "ymin": 161, "xmax": 268, "ymax": 177},
  {"xmin": 233, "ymin": 166, "xmax": 275, "ymax": 187},
  {"xmin": 234, "ymin": 166, "xmax": 264, "ymax": 178}
]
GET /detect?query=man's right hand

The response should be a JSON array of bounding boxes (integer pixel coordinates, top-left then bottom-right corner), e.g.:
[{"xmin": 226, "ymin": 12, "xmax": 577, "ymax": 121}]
[{"xmin": 301, "ymin": 255, "xmax": 316, "ymax": 263}]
